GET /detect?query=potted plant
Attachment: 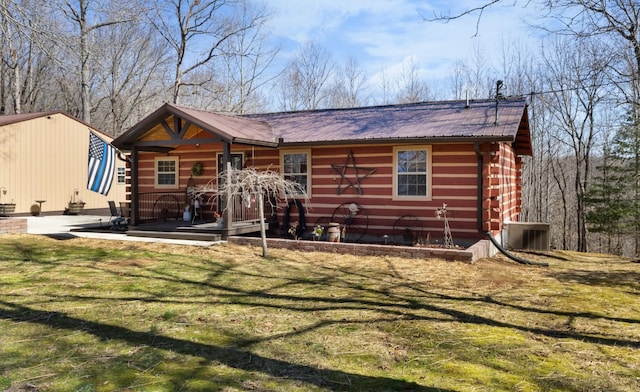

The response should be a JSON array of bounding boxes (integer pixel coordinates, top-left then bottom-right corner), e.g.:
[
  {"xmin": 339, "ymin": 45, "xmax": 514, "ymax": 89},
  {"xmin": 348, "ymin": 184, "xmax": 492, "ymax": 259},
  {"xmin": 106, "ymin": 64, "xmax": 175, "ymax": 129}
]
[
  {"xmin": 68, "ymin": 189, "xmax": 85, "ymax": 215},
  {"xmin": 0, "ymin": 187, "xmax": 16, "ymax": 216}
]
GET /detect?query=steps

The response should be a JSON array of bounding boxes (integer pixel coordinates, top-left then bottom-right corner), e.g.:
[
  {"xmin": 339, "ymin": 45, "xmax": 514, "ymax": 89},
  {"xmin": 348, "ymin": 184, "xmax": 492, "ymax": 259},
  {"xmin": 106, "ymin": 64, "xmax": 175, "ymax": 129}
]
[{"xmin": 126, "ymin": 229, "xmax": 222, "ymax": 242}]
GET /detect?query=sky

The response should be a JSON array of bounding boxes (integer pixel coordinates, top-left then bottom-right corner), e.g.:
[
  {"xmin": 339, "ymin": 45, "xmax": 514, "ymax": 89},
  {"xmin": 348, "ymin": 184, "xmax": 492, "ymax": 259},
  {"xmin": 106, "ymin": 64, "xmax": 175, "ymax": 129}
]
[{"xmin": 264, "ymin": 0, "xmax": 543, "ymax": 98}]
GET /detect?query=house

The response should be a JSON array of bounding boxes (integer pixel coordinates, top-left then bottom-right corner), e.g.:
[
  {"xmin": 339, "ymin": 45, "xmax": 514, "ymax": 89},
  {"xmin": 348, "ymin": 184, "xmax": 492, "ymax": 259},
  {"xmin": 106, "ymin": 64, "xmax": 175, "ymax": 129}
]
[
  {"xmin": 112, "ymin": 97, "xmax": 532, "ymax": 245},
  {"xmin": 0, "ymin": 112, "xmax": 127, "ymax": 215}
]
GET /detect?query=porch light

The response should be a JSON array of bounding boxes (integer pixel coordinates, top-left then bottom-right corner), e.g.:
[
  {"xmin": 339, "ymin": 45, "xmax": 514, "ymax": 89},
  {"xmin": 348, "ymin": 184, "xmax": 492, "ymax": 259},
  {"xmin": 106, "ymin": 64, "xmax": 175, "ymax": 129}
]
[{"xmin": 348, "ymin": 203, "xmax": 359, "ymax": 216}]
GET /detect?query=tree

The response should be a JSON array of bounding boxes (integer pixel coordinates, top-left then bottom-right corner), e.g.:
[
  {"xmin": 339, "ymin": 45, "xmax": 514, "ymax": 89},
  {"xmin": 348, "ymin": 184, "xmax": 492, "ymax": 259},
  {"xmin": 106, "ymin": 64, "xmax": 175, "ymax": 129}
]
[
  {"xmin": 538, "ymin": 36, "xmax": 610, "ymax": 252},
  {"xmin": 277, "ymin": 41, "xmax": 333, "ymax": 110},
  {"xmin": 91, "ymin": 18, "xmax": 169, "ymax": 135},
  {"xmin": 393, "ymin": 57, "xmax": 432, "ymax": 103},
  {"xmin": 327, "ymin": 56, "xmax": 369, "ymax": 108},
  {"xmin": 212, "ymin": 0, "xmax": 278, "ymax": 114},
  {"xmin": 0, "ymin": 0, "xmax": 55, "ymax": 115},
  {"xmin": 583, "ymin": 138, "xmax": 629, "ymax": 254},
  {"xmin": 593, "ymin": 113, "xmax": 640, "ymax": 255},
  {"xmin": 194, "ymin": 167, "xmax": 308, "ymax": 258},
  {"xmin": 149, "ymin": 0, "xmax": 269, "ymax": 105},
  {"xmin": 55, "ymin": 0, "xmax": 133, "ymax": 123}
]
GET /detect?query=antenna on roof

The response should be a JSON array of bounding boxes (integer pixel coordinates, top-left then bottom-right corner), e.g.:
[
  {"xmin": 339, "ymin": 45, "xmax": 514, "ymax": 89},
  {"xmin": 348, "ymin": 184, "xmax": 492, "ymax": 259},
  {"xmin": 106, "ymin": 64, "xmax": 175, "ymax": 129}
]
[{"xmin": 494, "ymin": 80, "xmax": 505, "ymax": 125}]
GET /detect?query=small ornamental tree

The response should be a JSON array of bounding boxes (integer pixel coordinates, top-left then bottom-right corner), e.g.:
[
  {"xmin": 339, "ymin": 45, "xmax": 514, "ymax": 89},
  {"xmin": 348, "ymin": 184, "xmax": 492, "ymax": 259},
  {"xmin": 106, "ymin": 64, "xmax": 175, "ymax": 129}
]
[{"xmin": 193, "ymin": 166, "xmax": 308, "ymax": 258}]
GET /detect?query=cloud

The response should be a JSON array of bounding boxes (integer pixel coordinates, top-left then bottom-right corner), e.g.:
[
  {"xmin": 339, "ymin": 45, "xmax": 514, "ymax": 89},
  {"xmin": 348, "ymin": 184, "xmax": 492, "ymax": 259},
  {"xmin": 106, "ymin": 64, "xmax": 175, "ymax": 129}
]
[{"xmin": 266, "ymin": 0, "xmax": 539, "ymax": 97}]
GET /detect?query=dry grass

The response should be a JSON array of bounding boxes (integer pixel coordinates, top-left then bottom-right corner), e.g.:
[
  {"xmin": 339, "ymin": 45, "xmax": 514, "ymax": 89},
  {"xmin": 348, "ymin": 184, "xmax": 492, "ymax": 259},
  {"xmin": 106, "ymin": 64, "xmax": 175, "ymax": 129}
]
[{"xmin": 0, "ymin": 234, "xmax": 639, "ymax": 391}]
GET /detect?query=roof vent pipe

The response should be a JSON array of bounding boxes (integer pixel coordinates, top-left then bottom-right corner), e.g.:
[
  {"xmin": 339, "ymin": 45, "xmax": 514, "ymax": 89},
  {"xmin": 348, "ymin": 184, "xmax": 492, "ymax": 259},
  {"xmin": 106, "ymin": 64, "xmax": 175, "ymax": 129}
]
[
  {"xmin": 494, "ymin": 80, "xmax": 505, "ymax": 125},
  {"xmin": 465, "ymin": 89, "xmax": 470, "ymax": 108}
]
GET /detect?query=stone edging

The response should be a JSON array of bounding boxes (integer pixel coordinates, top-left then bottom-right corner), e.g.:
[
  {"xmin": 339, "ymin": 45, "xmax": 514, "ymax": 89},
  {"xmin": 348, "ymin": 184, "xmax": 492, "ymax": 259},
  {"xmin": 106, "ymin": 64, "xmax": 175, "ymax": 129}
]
[
  {"xmin": 0, "ymin": 218, "xmax": 28, "ymax": 234},
  {"xmin": 229, "ymin": 236, "xmax": 491, "ymax": 263}
]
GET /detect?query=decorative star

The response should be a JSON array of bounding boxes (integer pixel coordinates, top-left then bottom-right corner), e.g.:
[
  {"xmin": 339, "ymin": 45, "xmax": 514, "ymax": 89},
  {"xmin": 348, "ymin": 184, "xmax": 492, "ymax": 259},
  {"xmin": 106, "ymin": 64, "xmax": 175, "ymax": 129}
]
[{"xmin": 331, "ymin": 150, "xmax": 376, "ymax": 195}]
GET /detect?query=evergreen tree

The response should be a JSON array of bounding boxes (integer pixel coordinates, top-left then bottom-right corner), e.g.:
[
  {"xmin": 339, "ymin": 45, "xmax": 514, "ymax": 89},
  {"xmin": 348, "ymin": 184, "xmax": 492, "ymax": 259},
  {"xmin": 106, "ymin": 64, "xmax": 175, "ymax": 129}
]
[
  {"xmin": 584, "ymin": 141, "xmax": 628, "ymax": 254},
  {"xmin": 613, "ymin": 113, "xmax": 640, "ymax": 255},
  {"xmin": 585, "ymin": 113, "xmax": 640, "ymax": 256}
]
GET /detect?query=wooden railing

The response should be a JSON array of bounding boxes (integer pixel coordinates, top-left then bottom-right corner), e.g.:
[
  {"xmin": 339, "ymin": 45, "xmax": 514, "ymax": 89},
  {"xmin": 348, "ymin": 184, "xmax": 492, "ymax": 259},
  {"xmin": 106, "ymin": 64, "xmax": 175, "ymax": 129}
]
[{"xmin": 136, "ymin": 191, "xmax": 268, "ymax": 224}]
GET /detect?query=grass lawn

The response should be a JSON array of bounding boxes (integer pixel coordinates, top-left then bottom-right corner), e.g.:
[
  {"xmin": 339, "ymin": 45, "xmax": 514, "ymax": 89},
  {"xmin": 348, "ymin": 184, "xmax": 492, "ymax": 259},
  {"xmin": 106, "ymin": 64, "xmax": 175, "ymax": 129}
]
[{"xmin": 0, "ymin": 235, "xmax": 638, "ymax": 391}]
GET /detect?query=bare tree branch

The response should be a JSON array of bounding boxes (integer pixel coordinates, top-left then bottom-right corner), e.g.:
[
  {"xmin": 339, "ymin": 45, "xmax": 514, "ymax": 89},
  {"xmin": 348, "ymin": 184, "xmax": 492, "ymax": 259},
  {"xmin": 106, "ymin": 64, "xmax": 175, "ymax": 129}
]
[{"xmin": 420, "ymin": 0, "xmax": 505, "ymax": 37}]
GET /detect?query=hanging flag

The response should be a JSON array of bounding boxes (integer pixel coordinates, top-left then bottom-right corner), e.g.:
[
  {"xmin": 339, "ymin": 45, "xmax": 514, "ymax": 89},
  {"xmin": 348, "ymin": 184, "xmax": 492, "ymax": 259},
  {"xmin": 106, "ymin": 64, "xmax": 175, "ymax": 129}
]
[{"xmin": 87, "ymin": 132, "xmax": 116, "ymax": 195}]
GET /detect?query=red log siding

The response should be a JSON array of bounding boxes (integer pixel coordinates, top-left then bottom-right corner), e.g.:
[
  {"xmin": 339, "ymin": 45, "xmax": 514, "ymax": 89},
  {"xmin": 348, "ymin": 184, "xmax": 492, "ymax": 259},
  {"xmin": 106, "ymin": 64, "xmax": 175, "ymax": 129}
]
[
  {"xmin": 133, "ymin": 141, "xmax": 525, "ymax": 242},
  {"xmin": 479, "ymin": 142, "xmax": 522, "ymax": 237}
]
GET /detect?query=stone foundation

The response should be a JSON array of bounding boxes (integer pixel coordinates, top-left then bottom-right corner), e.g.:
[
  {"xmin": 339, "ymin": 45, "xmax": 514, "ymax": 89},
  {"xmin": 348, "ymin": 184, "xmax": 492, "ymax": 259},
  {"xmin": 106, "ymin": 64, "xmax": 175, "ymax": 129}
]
[
  {"xmin": 229, "ymin": 236, "xmax": 491, "ymax": 263},
  {"xmin": 0, "ymin": 217, "xmax": 27, "ymax": 234}
]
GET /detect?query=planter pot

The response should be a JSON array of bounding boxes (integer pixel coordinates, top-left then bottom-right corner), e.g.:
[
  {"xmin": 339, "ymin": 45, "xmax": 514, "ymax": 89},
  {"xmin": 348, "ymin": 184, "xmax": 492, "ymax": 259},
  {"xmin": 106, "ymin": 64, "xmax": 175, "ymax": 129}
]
[
  {"xmin": 68, "ymin": 202, "xmax": 85, "ymax": 215},
  {"xmin": 0, "ymin": 203, "xmax": 16, "ymax": 216}
]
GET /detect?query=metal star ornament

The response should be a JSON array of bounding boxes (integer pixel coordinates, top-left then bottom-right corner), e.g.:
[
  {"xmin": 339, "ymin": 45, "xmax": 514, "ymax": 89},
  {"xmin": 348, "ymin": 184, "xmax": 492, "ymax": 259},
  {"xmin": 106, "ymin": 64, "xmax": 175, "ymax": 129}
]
[{"xmin": 331, "ymin": 150, "xmax": 376, "ymax": 195}]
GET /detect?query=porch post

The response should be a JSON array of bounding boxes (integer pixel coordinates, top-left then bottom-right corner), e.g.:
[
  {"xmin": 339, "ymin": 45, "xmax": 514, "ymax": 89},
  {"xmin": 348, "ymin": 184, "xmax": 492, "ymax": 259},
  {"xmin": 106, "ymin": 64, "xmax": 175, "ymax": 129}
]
[
  {"xmin": 223, "ymin": 142, "xmax": 233, "ymax": 234},
  {"xmin": 130, "ymin": 147, "xmax": 139, "ymax": 226}
]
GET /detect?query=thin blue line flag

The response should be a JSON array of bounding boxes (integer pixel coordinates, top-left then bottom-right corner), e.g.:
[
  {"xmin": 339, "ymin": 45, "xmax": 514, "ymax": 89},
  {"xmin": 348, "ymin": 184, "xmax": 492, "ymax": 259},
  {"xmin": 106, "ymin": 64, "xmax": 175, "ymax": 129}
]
[{"xmin": 87, "ymin": 132, "xmax": 115, "ymax": 195}]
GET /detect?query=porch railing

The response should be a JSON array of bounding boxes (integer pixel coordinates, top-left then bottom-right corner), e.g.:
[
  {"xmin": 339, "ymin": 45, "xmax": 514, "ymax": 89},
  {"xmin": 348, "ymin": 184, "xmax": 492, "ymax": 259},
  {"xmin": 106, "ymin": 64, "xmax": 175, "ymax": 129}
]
[
  {"xmin": 138, "ymin": 191, "xmax": 185, "ymax": 222},
  {"xmin": 136, "ymin": 191, "xmax": 267, "ymax": 224}
]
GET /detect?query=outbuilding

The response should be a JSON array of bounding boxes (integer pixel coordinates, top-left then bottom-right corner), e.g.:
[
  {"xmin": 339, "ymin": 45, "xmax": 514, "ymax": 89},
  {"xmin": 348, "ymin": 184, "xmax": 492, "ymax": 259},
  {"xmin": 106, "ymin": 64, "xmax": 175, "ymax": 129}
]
[{"xmin": 0, "ymin": 112, "xmax": 127, "ymax": 216}]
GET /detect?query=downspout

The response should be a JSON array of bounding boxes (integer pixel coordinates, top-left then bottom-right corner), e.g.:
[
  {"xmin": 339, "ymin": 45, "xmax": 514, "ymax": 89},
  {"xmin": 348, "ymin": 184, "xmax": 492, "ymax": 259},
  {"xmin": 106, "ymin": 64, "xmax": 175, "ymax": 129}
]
[{"xmin": 474, "ymin": 142, "xmax": 548, "ymax": 267}]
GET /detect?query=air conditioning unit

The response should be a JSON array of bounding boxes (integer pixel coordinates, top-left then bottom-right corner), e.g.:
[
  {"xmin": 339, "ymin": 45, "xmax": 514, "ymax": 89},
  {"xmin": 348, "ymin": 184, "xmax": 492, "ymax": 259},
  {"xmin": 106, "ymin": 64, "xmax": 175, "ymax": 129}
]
[{"xmin": 505, "ymin": 222, "xmax": 550, "ymax": 251}]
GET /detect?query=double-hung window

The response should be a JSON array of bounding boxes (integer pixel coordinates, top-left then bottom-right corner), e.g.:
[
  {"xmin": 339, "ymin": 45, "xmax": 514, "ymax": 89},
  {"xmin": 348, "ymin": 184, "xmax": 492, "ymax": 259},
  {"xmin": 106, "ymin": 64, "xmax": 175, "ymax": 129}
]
[
  {"xmin": 155, "ymin": 157, "xmax": 179, "ymax": 188},
  {"xmin": 281, "ymin": 150, "xmax": 310, "ymax": 195},
  {"xmin": 394, "ymin": 147, "xmax": 431, "ymax": 199}
]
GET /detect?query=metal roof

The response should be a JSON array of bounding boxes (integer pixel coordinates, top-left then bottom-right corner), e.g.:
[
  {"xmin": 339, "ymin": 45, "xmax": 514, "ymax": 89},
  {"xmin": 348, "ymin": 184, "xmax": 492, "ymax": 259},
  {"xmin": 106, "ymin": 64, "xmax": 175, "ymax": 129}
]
[
  {"xmin": 244, "ymin": 97, "xmax": 529, "ymax": 144},
  {"xmin": 0, "ymin": 111, "xmax": 114, "ymax": 140},
  {"xmin": 0, "ymin": 112, "xmax": 58, "ymax": 126},
  {"xmin": 112, "ymin": 103, "xmax": 277, "ymax": 149},
  {"xmin": 114, "ymin": 98, "xmax": 532, "ymax": 155}
]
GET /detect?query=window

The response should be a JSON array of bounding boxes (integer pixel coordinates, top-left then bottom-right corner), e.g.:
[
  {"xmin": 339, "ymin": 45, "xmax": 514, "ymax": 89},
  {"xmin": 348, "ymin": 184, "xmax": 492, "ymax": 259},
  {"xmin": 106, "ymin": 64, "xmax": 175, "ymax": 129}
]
[
  {"xmin": 281, "ymin": 151, "xmax": 310, "ymax": 194},
  {"xmin": 394, "ymin": 147, "xmax": 431, "ymax": 199},
  {"xmin": 117, "ymin": 167, "xmax": 126, "ymax": 185},
  {"xmin": 155, "ymin": 157, "xmax": 179, "ymax": 188}
]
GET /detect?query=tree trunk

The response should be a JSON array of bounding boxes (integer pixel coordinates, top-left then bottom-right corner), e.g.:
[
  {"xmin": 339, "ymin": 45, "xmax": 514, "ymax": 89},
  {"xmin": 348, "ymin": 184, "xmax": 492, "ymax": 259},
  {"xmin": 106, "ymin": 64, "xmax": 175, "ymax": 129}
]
[
  {"xmin": 79, "ymin": 0, "xmax": 91, "ymax": 123},
  {"xmin": 257, "ymin": 192, "xmax": 268, "ymax": 258}
]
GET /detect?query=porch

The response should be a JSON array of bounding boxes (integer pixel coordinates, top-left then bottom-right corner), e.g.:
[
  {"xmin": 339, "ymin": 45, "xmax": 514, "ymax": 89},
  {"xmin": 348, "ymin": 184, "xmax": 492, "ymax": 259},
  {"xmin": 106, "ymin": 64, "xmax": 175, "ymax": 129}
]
[{"xmin": 126, "ymin": 191, "xmax": 273, "ymax": 241}]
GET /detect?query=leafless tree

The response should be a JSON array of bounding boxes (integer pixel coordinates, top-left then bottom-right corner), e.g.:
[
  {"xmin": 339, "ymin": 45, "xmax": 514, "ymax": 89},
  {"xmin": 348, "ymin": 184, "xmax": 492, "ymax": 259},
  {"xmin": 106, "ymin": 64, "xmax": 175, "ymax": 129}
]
[
  {"xmin": 0, "ymin": 0, "xmax": 57, "ymax": 114},
  {"xmin": 194, "ymin": 167, "xmax": 308, "ymax": 258},
  {"xmin": 394, "ymin": 57, "xmax": 432, "ymax": 103},
  {"xmin": 327, "ymin": 56, "xmax": 369, "ymax": 108},
  {"xmin": 376, "ymin": 67, "xmax": 393, "ymax": 105},
  {"xmin": 538, "ymin": 37, "xmax": 610, "ymax": 252},
  {"xmin": 149, "ymin": 0, "xmax": 268, "ymax": 105},
  {"xmin": 91, "ymin": 20, "xmax": 170, "ymax": 135},
  {"xmin": 209, "ymin": 0, "xmax": 278, "ymax": 114},
  {"xmin": 54, "ymin": 0, "xmax": 133, "ymax": 123},
  {"xmin": 278, "ymin": 41, "xmax": 333, "ymax": 110}
]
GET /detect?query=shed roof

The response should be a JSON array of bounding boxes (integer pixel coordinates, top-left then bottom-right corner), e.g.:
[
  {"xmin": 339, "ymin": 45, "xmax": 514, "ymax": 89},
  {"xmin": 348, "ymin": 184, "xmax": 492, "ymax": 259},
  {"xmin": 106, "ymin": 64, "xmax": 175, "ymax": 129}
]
[
  {"xmin": 0, "ymin": 112, "xmax": 57, "ymax": 126},
  {"xmin": 0, "ymin": 111, "xmax": 113, "ymax": 140}
]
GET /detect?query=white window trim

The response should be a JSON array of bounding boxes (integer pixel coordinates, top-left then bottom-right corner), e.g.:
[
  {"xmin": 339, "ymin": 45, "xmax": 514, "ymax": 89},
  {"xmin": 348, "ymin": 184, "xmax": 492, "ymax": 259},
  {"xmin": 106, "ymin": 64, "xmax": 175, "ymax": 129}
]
[
  {"xmin": 116, "ymin": 166, "xmax": 126, "ymax": 185},
  {"xmin": 154, "ymin": 157, "xmax": 179, "ymax": 189},
  {"xmin": 392, "ymin": 145, "xmax": 432, "ymax": 201},
  {"xmin": 280, "ymin": 149, "xmax": 311, "ymax": 197}
]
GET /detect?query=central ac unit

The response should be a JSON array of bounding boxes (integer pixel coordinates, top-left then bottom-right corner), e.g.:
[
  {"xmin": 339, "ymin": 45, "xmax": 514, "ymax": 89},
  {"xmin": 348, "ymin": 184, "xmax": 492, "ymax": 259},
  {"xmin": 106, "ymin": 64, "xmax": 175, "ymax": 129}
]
[{"xmin": 505, "ymin": 222, "xmax": 550, "ymax": 251}]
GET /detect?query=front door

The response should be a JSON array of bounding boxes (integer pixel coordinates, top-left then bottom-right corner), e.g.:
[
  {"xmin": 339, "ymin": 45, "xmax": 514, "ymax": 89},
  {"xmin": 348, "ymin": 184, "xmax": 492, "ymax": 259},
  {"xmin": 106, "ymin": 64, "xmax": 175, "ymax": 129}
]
[{"xmin": 217, "ymin": 153, "xmax": 243, "ymax": 212}]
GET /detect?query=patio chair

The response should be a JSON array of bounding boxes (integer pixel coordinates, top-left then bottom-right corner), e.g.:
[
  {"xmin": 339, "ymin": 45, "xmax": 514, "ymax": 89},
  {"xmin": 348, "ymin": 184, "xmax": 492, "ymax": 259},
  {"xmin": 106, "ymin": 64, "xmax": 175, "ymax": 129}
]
[{"xmin": 108, "ymin": 200, "xmax": 127, "ymax": 230}]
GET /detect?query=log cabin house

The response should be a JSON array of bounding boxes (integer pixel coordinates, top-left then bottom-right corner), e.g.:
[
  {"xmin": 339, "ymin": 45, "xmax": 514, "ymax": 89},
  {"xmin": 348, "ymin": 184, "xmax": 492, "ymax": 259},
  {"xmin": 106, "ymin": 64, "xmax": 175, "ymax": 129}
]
[{"xmin": 112, "ymin": 96, "xmax": 532, "ymax": 247}]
